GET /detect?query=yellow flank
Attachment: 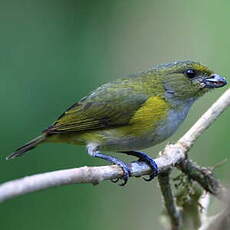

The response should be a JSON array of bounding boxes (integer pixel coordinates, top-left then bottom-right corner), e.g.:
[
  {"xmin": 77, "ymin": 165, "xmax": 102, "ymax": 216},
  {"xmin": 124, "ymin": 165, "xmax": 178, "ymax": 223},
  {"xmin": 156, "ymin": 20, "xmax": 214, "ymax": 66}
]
[{"xmin": 126, "ymin": 96, "xmax": 170, "ymax": 135}]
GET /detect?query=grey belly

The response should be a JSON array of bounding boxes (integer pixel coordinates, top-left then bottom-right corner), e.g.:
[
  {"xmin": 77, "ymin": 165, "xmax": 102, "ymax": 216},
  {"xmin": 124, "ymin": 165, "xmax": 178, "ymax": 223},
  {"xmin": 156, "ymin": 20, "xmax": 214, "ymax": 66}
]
[{"xmin": 99, "ymin": 105, "xmax": 192, "ymax": 152}]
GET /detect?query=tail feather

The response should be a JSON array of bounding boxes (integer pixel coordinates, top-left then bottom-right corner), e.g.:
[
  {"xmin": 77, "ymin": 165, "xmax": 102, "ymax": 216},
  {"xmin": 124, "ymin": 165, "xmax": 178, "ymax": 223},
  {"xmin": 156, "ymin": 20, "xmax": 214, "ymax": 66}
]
[{"xmin": 6, "ymin": 135, "xmax": 46, "ymax": 160}]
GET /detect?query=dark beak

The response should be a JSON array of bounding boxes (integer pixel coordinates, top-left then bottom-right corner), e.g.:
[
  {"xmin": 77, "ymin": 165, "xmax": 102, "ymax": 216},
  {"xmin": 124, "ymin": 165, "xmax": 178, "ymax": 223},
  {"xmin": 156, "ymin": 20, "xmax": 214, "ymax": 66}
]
[{"xmin": 204, "ymin": 74, "xmax": 227, "ymax": 88}]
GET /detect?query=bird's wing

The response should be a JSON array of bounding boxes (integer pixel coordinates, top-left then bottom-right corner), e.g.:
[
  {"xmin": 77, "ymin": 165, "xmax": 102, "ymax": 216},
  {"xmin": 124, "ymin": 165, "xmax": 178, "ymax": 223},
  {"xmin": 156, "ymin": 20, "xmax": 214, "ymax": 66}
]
[{"xmin": 44, "ymin": 84, "xmax": 148, "ymax": 134}]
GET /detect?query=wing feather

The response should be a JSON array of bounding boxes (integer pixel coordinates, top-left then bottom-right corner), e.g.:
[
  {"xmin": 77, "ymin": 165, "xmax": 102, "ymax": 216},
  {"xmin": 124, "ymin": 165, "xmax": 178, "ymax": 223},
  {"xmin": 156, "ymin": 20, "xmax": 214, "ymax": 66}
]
[{"xmin": 44, "ymin": 86, "xmax": 148, "ymax": 134}]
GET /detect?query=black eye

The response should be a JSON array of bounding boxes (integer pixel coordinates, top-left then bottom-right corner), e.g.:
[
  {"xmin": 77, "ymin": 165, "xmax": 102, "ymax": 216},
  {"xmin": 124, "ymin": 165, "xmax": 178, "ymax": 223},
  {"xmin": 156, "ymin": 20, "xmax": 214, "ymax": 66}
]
[{"xmin": 185, "ymin": 69, "xmax": 196, "ymax": 78}]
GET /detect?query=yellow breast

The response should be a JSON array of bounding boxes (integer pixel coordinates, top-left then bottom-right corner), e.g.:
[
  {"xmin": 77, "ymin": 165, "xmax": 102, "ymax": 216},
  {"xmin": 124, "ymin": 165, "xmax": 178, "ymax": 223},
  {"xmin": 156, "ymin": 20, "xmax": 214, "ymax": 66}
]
[{"xmin": 119, "ymin": 96, "xmax": 170, "ymax": 136}]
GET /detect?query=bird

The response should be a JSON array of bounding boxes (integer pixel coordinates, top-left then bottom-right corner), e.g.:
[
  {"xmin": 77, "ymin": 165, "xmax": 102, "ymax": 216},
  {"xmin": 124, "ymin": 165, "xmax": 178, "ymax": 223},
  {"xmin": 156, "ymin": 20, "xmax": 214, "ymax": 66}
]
[{"xmin": 7, "ymin": 60, "xmax": 227, "ymax": 185}]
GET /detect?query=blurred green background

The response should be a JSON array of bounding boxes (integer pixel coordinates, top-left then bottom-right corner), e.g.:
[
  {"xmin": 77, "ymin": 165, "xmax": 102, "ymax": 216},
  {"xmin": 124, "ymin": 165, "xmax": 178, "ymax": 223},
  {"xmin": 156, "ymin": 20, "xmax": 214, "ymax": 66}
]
[{"xmin": 0, "ymin": 0, "xmax": 229, "ymax": 229}]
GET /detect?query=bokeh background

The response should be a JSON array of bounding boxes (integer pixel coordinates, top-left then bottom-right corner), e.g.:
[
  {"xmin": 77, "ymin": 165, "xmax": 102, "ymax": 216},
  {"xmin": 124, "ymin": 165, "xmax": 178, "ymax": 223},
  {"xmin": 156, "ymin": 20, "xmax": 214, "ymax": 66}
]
[{"xmin": 0, "ymin": 0, "xmax": 229, "ymax": 229}]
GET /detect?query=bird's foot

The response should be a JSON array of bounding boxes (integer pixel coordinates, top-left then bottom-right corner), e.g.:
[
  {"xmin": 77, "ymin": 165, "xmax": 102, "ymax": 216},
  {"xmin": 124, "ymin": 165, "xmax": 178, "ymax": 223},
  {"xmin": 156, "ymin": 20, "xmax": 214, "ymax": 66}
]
[
  {"xmin": 121, "ymin": 151, "xmax": 158, "ymax": 181},
  {"xmin": 94, "ymin": 152, "xmax": 131, "ymax": 186}
]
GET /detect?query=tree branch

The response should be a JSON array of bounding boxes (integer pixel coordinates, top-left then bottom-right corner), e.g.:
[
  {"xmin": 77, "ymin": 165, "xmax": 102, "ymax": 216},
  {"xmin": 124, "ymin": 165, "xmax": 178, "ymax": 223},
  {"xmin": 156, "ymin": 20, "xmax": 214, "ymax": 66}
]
[
  {"xmin": 158, "ymin": 170, "xmax": 182, "ymax": 230},
  {"xmin": 178, "ymin": 159, "xmax": 226, "ymax": 200},
  {"xmin": 0, "ymin": 88, "xmax": 229, "ymax": 204}
]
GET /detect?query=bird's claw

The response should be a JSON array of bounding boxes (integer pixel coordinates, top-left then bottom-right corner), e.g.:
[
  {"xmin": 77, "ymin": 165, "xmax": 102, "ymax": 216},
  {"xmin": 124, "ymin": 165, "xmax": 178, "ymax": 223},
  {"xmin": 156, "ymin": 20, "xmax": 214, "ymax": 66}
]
[
  {"xmin": 121, "ymin": 151, "xmax": 158, "ymax": 182},
  {"xmin": 94, "ymin": 152, "xmax": 131, "ymax": 186},
  {"xmin": 111, "ymin": 178, "xmax": 119, "ymax": 183},
  {"xmin": 143, "ymin": 174, "xmax": 155, "ymax": 181},
  {"xmin": 119, "ymin": 165, "xmax": 131, "ymax": 186},
  {"xmin": 111, "ymin": 164, "xmax": 131, "ymax": 186},
  {"xmin": 140, "ymin": 156, "xmax": 158, "ymax": 181}
]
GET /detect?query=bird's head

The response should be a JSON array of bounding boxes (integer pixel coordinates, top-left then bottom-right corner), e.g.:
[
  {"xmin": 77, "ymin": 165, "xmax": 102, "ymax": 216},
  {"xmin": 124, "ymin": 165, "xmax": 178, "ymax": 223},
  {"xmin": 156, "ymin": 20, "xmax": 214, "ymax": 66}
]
[{"xmin": 157, "ymin": 61, "xmax": 227, "ymax": 100}]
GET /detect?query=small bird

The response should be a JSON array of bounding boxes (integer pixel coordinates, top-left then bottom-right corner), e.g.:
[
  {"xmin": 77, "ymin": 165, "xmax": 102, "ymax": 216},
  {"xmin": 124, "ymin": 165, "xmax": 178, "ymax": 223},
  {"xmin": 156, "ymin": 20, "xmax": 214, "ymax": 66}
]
[{"xmin": 7, "ymin": 61, "xmax": 227, "ymax": 185}]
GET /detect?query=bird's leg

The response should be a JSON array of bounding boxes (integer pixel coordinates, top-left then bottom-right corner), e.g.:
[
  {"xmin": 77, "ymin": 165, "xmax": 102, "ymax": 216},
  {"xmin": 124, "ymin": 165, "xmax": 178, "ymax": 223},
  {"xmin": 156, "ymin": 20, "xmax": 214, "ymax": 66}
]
[
  {"xmin": 120, "ymin": 151, "xmax": 158, "ymax": 181},
  {"xmin": 87, "ymin": 144, "xmax": 131, "ymax": 186},
  {"xmin": 94, "ymin": 153, "xmax": 131, "ymax": 185}
]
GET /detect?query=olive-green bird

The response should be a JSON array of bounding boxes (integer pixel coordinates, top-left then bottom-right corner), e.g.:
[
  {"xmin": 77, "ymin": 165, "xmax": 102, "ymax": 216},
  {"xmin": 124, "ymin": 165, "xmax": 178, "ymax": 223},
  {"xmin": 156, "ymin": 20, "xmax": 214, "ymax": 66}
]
[{"xmin": 7, "ymin": 61, "xmax": 227, "ymax": 185}]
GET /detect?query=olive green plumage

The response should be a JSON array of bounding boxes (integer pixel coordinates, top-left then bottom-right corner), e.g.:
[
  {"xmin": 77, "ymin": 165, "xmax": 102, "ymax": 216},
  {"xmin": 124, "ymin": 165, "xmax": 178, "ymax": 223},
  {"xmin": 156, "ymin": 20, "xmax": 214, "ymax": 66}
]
[{"xmin": 7, "ymin": 60, "xmax": 227, "ymax": 159}]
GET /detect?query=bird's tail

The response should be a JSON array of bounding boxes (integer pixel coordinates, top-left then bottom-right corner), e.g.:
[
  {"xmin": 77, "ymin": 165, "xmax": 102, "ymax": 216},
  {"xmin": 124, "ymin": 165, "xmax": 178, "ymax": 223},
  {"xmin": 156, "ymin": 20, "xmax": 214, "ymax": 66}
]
[{"xmin": 6, "ymin": 134, "xmax": 46, "ymax": 160}]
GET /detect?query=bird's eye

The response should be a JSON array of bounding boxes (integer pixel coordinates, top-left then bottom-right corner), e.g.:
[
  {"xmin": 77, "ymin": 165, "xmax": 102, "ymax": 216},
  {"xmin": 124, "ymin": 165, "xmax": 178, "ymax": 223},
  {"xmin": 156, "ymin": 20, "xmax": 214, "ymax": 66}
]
[{"xmin": 185, "ymin": 69, "xmax": 196, "ymax": 78}]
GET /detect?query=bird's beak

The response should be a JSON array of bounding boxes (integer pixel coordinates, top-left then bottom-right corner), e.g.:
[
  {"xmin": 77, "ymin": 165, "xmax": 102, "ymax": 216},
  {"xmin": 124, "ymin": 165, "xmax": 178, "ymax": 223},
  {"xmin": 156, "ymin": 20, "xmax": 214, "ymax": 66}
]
[{"xmin": 203, "ymin": 74, "xmax": 227, "ymax": 88}]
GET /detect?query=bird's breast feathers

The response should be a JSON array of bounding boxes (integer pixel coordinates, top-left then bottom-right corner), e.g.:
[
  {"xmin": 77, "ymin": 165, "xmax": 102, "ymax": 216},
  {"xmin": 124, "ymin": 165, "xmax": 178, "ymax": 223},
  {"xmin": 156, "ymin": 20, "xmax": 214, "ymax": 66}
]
[{"xmin": 127, "ymin": 96, "xmax": 170, "ymax": 135}]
